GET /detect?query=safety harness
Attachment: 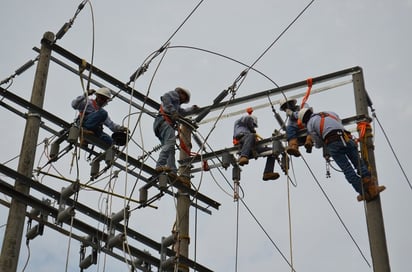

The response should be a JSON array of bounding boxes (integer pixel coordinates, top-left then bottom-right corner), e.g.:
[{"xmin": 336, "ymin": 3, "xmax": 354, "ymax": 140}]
[
  {"xmin": 318, "ymin": 112, "xmax": 339, "ymax": 136},
  {"xmin": 79, "ymin": 99, "xmax": 99, "ymax": 118},
  {"xmin": 159, "ymin": 105, "xmax": 173, "ymax": 125}
]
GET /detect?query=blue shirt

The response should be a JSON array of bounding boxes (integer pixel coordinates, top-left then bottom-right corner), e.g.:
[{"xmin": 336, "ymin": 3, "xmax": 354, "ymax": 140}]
[{"xmin": 306, "ymin": 111, "xmax": 344, "ymax": 148}]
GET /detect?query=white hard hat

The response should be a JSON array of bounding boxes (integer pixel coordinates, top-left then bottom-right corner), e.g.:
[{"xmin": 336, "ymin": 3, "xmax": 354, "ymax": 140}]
[
  {"xmin": 95, "ymin": 87, "xmax": 112, "ymax": 99},
  {"xmin": 298, "ymin": 107, "xmax": 313, "ymax": 124},
  {"xmin": 176, "ymin": 87, "xmax": 191, "ymax": 103},
  {"xmin": 279, "ymin": 98, "xmax": 297, "ymax": 111}
]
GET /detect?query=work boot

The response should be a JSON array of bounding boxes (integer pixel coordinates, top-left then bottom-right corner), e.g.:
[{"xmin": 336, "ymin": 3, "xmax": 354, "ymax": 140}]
[
  {"xmin": 262, "ymin": 172, "xmax": 280, "ymax": 181},
  {"xmin": 238, "ymin": 156, "xmax": 249, "ymax": 166},
  {"xmin": 155, "ymin": 166, "xmax": 172, "ymax": 173},
  {"xmin": 304, "ymin": 135, "xmax": 313, "ymax": 153},
  {"xmin": 286, "ymin": 138, "xmax": 301, "ymax": 157},
  {"xmin": 357, "ymin": 176, "xmax": 386, "ymax": 202}
]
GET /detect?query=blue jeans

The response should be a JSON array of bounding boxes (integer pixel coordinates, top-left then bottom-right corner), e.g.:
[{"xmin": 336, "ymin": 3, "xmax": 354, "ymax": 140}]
[
  {"xmin": 239, "ymin": 132, "xmax": 276, "ymax": 174},
  {"xmin": 83, "ymin": 109, "xmax": 113, "ymax": 145},
  {"xmin": 286, "ymin": 123, "xmax": 299, "ymax": 141},
  {"xmin": 327, "ymin": 139, "xmax": 370, "ymax": 194},
  {"xmin": 153, "ymin": 116, "xmax": 177, "ymax": 173}
]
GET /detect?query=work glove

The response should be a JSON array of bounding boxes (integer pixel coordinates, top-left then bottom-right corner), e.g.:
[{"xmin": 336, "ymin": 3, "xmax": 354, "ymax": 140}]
[
  {"xmin": 285, "ymin": 108, "xmax": 293, "ymax": 117},
  {"xmin": 117, "ymin": 126, "xmax": 130, "ymax": 134}
]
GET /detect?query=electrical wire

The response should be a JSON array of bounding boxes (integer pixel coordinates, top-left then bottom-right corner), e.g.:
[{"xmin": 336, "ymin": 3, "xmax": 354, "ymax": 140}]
[
  {"xmin": 239, "ymin": 197, "xmax": 297, "ymax": 272},
  {"xmin": 20, "ymin": 242, "xmax": 31, "ymax": 272},
  {"xmin": 372, "ymin": 111, "xmax": 411, "ymax": 190},
  {"xmin": 234, "ymin": 200, "xmax": 240, "ymax": 272},
  {"xmin": 233, "ymin": 0, "xmax": 316, "ymax": 92},
  {"xmin": 300, "ymin": 154, "xmax": 371, "ymax": 268}
]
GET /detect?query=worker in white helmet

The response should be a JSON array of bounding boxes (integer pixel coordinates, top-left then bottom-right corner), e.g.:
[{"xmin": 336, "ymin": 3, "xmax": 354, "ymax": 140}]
[
  {"xmin": 153, "ymin": 87, "xmax": 198, "ymax": 173},
  {"xmin": 279, "ymin": 98, "xmax": 313, "ymax": 157},
  {"xmin": 72, "ymin": 87, "xmax": 128, "ymax": 145},
  {"xmin": 233, "ymin": 108, "xmax": 280, "ymax": 181},
  {"xmin": 298, "ymin": 107, "xmax": 385, "ymax": 202}
]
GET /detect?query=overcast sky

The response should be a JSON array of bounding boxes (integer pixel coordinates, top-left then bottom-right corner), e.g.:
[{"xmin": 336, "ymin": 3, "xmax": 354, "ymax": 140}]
[{"xmin": 1, "ymin": 1, "xmax": 411, "ymax": 271}]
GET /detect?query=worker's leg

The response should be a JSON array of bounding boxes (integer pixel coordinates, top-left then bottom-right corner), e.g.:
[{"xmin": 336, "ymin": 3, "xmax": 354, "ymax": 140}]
[
  {"xmin": 327, "ymin": 141, "xmax": 362, "ymax": 194},
  {"xmin": 262, "ymin": 155, "xmax": 280, "ymax": 180},
  {"xmin": 156, "ymin": 122, "xmax": 177, "ymax": 172},
  {"xmin": 83, "ymin": 109, "xmax": 108, "ymax": 131}
]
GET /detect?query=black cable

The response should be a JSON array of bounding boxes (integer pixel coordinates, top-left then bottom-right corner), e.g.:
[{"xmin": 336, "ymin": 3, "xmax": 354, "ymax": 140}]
[
  {"xmin": 242, "ymin": 0, "xmax": 316, "ymax": 78},
  {"xmin": 239, "ymin": 197, "xmax": 297, "ymax": 272},
  {"xmin": 373, "ymin": 111, "xmax": 411, "ymax": 190},
  {"xmin": 300, "ymin": 155, "xmax": 371, "ymax": 268},
  {"xmin": 235, "ymin": 200, "xmax": 240, "ymax": 272}
]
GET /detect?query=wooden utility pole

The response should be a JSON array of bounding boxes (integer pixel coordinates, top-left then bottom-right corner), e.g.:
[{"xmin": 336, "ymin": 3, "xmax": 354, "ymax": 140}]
[
  {"xmin": 353, "ymin": 70, "xmax": 391, "ymax": 272},
  {"xmin": 0, "ymin": 32, "xmax": 54, "ymax": 272},
  {"xmin": 176, "ymin": 123, "xmax": 192, "ymax": 272}
]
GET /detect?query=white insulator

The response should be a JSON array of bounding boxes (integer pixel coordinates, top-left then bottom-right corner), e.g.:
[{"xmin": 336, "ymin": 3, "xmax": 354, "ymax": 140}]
[{"xmin": 57, "ymin": 206, "xmax": 75, "ymax": 224}]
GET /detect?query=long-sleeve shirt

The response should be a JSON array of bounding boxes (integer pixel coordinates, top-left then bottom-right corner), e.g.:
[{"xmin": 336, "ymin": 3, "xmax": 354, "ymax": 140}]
[
  {"xmin": 233, "ymin": 115, "xmax": 257, "ymax": 138},
  {"xmin": 160, "ymin": 90, "xmax": 194, "ymax": 115},
  {"xmin": 71, "ymin": 95, "xmax": 121, "ymax": 132},
  {"xmin": 306, "ymin": 111, "xmax": 344, "ymax": 148}
]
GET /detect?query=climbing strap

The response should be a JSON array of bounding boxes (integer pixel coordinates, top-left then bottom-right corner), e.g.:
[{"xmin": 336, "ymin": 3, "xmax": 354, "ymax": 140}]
[
  {"xmin": 159, "ymin": 105, "xmax": 173, "ymax": 125},
  {"xmin": 300, "ymin": 77, "xmax": 313, "ymax": 108},
  {"xmin": 297, "ymin": 78, "xmax": 313, "ymax": 129}
]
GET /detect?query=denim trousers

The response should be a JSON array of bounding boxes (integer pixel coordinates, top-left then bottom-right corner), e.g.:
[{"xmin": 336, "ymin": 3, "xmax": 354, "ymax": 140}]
[
  {"xmin": 239, "ymin": 132, "xmax": 275, "ymax": 174},
  {"xmin": 153, "ymin": 116, "xmax": 177, "ymax": 173},
  {"xmin": 83, "ymin": 109, "xmax": 113, "ymax": 145},
  {"xmin": 327, "ymin": 139, "xmax": 370, "ymax": 194}
]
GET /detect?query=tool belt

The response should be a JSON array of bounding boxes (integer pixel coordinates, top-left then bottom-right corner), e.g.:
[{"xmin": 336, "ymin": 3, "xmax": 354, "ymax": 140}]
[{"xmin": 324, "ymin": 129, "xmax": 351, "ymax": 145}]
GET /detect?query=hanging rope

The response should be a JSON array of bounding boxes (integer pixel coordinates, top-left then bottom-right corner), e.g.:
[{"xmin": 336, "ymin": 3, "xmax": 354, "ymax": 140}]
[{"xmin": 300, "ymin": 77, "xmax": 313, "ymax": 108}]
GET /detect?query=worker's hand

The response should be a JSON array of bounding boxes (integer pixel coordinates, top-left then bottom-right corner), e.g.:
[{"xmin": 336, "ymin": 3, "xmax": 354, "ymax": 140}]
[
  {"xmin": 285, "ymin": 108, "xmax": 293, "ymax": 117},
  {"xmin": 117, "ymin": 126, "xmax": 130, "ymax": 133},
  {"xmin": 192, "ymin": 105, "xmax": 199, "ymax": 111},
  {"xmin": 87, "ymin": 89, "xmax": 96, "ymax": 96}
]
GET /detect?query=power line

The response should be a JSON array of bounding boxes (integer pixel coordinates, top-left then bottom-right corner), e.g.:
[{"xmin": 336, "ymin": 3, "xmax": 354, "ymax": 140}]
[{"xmin": 300, "ymin": 155, "xmax": 371, "ymax": 268}]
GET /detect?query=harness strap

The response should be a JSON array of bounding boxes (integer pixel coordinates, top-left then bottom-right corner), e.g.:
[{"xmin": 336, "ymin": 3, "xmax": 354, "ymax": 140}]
[
  {"xmin": 79, "ymin": 99, "xmax": 99, "ymax": 118},
  {"xmin": 319, "ymin": 112, "xmax": 338, "ymax": 136},
  {"xmin": 159, "ymin": 105, "xmax": 173, "ymax": 125},
  {"xmin": 297, "ymin": 78, "xmax": 313, "ymax": 129}
]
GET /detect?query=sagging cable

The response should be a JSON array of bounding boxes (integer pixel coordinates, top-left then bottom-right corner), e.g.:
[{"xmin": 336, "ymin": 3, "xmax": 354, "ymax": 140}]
[
  {"xmin": 127, "ymin": 42, "xmax": 171, "ymax": 85},
  {"xmin": 55, "ymin": 0, "xmax": 88, "ymax": 41}
]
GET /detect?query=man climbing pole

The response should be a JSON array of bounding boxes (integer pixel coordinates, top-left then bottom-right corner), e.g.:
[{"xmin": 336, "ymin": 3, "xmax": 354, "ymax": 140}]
[
  {"xmin": 279, "ymin": 98, "xmax": 313, "ymax": 157},
  {"xmin": 153, "ymin": 87, "xmax": 198, "ymax": 174},
  {"xmin": 233, "ymin": 108, "xmax": 280, "ymax": 181},
  {"xmin": 71, "ymin": 87, "xmax": 128, "ymax": 146},
  {"xmin": 297, "ymin": 107, "xmax": 385, "ymax": 201}
]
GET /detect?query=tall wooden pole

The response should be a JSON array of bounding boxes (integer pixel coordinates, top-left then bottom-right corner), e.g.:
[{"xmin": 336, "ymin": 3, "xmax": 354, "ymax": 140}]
[
  {"xmin": 176, "ymin": 123, "xmax": 192, "ymax": 272},
  {"xmin": 353, "ymin": 70, "xmax": 391, "ymax": 272},
  {"xmin": 0, "ymin": 32, "xmax": 54, "ymax": 272}
]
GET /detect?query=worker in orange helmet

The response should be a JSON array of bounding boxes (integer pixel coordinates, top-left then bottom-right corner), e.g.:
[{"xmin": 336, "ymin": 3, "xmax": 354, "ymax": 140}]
[{"xmin": 233, "ymin": 108, "xmax": 280, "ymax": 181}]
